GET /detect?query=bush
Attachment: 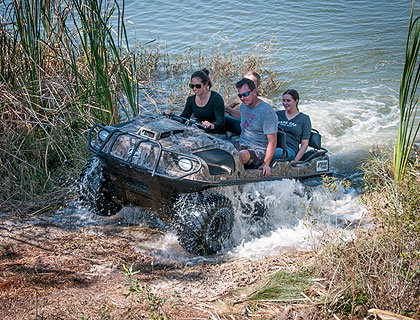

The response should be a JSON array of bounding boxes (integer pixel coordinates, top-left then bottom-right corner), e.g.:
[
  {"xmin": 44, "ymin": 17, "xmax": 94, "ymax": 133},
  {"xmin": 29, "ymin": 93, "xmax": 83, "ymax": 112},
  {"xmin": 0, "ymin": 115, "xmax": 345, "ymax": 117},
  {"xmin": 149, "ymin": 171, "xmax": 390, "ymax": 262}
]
[{"xmin": 315, "ymin": 149, "xmax": 420, "ymax": 318}]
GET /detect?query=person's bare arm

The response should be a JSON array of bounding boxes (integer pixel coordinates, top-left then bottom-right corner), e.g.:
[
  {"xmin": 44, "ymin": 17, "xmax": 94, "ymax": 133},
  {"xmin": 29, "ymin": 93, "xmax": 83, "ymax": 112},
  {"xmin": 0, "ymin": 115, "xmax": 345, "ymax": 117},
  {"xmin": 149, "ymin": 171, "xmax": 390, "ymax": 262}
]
[
  {"xmin": 225, "ymin": 95, "xmax": 241, "ymax": 118},
  {"xmin": 225, "ymin": 105, "xmax": 241, "ymax": 118},
  {"xmin": 260, "ymin": 133, "xmax": 277, "ymax": 177},
  {"xmin": 292, "ymin": 139, "xmax": 309, "ymax": 162}
]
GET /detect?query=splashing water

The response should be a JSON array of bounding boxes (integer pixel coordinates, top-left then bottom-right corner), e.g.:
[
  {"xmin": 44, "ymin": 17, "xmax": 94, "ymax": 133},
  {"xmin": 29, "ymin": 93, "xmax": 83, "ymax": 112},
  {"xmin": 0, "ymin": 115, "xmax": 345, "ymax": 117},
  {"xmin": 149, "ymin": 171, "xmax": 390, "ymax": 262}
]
[
  {"xmin": 85, "ymin": 178, "xmax": 366, "ymax": 264},
  {"xmin": 217, "ymin": 179, "xmax": 367, "ymax": 260}
]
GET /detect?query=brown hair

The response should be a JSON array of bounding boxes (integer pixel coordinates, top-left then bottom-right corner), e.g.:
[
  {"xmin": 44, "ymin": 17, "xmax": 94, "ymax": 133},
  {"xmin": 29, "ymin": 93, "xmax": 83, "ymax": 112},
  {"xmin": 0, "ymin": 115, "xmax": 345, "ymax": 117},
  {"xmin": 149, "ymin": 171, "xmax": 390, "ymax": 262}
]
[
  {"xmin": 191, "ymin": 68, "xmax": 212, "ymax": 88},
  {"xmin": 283, "ymin": 89, "xmax": 300, "ymax": 110},
  {"xmin": 235, "ymin": 78, "xmax": 256, "ymax": 91},
  {"xmin": 245, "ymin": 70, "xmax": 261, "ymax": 86}
]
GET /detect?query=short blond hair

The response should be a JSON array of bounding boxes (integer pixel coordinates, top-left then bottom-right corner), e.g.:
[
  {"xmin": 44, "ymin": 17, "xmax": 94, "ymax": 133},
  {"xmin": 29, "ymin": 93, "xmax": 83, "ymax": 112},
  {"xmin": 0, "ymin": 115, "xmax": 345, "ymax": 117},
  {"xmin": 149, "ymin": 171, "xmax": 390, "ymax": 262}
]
[{"xmin": 244, "ymin": 71, "xmax": 261, "ymax": 86}]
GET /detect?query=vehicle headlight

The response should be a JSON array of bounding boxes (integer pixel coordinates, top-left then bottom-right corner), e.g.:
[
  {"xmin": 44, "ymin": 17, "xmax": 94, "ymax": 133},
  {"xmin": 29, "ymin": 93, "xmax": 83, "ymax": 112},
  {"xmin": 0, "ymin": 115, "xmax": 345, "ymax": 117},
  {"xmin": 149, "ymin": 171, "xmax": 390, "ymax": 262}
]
[
  {"xmin": 178, "ymin": 158, "xmax": 193, "ymax": 171},
  {"xmin": 98, "ymin": 130, "xmax": 110, "ymax": 142}
]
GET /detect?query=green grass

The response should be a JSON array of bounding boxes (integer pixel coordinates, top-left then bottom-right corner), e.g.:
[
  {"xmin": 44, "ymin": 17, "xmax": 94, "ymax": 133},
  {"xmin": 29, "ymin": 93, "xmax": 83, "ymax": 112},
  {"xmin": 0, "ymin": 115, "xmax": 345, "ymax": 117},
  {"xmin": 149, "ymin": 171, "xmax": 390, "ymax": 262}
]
[{"xmin": 250, "ymin": 269, "xmax": 313, "ymax": 302}]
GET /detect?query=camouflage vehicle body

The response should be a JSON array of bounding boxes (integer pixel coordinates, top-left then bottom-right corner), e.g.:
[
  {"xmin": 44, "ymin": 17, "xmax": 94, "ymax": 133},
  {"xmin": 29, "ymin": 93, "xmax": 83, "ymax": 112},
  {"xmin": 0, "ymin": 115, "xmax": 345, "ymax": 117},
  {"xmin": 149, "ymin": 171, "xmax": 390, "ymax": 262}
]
[{"xmin": 79, "ymin": 113, "xmax": 331, "ymax": 255}]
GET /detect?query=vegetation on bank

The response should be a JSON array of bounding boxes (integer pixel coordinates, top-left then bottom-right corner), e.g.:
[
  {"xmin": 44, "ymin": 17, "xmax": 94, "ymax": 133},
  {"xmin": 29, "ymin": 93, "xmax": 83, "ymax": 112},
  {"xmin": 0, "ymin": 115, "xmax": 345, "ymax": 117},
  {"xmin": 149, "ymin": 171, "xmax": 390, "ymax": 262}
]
[{"xmin": 314, "ymin": 151, "xmax": 420, "ymax": 318}]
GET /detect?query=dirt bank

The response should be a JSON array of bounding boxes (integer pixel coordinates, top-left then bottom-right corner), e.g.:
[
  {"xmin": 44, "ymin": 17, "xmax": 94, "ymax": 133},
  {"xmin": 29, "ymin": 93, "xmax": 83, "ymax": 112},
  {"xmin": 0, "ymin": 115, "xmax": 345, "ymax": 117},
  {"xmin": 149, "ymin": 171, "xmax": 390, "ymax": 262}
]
[{"xmin": 0, "ymin": 213, "xmax": 322, "ymax": 319}]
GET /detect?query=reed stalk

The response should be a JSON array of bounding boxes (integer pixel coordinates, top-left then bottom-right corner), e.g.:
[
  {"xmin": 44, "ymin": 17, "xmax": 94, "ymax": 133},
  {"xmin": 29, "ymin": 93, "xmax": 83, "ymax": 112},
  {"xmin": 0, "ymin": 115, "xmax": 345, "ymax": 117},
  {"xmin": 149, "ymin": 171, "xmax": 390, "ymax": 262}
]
[
  {"xmin": 0, "ymin": 0, "xmax": 141, "ymax": 212},
  {"xmin": 394, "ymin": 0, "xmax": 420, "ymax": 182},
  {"xmin": 70, "ymin": 0, "xmax": 139, "ymax": 123}
]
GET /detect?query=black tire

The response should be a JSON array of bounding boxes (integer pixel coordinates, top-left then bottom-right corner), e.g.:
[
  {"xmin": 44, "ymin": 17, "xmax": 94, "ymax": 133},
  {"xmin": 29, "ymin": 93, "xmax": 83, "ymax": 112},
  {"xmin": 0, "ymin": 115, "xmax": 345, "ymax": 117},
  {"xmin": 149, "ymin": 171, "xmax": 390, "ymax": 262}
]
[
  {"xmin": 78, "ymin": 156, "xmax": 122, "ymax": 216},
  {"xmin": 172, "ymin": 192, "xmax": 234, "ymax": 256}
]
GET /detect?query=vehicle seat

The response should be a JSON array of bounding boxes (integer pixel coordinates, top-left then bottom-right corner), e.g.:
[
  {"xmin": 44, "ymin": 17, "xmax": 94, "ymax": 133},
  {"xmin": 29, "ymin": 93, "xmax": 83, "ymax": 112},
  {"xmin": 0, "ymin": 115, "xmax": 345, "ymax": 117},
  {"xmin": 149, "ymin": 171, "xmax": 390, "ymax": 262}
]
[
  {"xmin": 225, "ymin": 115, "xmax": 241, "ymax": 136},
  {"xmin": 276, "ymin": 129, "xmax": 288, "ymax": 161},
  {"xmin": 308, "ymin": 129, "xmax": 322, "ymax": 149},
  {"xmin": 194, "ymin": 149, "xmax": 235, "ymax": 175},
  {"xmin": 300, "ymin": 129, "xmax": 328, "ymax": 162}
]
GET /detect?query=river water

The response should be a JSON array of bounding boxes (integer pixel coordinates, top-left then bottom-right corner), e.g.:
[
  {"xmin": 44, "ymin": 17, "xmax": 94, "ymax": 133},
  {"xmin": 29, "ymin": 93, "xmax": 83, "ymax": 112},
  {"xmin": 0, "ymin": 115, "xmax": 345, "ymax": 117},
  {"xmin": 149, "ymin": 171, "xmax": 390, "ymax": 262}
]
[
  {"xmin": 123, "ymin": 0, "xmax": 412, "ymax": 176},
  {"xmin": 59, "ymin": 1, "xmax": 415, "ymax": 261}
]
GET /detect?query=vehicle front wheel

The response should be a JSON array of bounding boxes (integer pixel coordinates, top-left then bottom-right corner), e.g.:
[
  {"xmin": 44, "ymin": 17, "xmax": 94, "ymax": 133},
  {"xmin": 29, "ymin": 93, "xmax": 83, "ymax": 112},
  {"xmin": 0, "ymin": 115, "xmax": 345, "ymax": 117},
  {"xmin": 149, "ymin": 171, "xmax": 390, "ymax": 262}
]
[
  {"xmin": 78, "ymin": 156, "xmax": 122, "ymax": 216},
  {"xmin": 172, "ymin": 192, "xmax": 234, "ymax": 255}
]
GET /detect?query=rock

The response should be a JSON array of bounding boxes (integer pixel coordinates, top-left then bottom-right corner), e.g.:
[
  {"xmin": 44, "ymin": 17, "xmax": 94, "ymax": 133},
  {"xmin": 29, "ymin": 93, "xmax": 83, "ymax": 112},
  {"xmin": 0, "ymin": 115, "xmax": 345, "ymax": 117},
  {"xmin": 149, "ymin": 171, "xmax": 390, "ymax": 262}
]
[{"xmin": 368, "ymin": 308, "xmax": 414, "ymax": 320}]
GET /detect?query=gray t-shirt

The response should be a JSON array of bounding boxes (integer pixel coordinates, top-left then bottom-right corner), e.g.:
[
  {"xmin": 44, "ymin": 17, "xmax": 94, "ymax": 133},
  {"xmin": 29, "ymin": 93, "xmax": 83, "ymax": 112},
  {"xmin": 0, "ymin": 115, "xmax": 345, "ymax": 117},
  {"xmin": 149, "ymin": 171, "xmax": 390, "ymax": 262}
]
[
  {"xmin": 276, "ymin": 110, "xmax": 312, "ymax": 154},
  {"xmin": 240, "ymin": 100, "xmax": 278, "ymax": 152}
]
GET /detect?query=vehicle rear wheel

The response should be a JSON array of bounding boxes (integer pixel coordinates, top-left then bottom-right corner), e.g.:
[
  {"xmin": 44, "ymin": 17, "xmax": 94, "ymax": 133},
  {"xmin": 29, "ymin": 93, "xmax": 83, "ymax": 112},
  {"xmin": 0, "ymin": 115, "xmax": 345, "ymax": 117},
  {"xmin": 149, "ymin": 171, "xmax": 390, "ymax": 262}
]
[
  {"xmin": 172, "ymin": 192, "xmax": 234, "ymax": 255},
  {"xmin": 78, "ymin": 156, "xmax": 122, "ymax": 216}
]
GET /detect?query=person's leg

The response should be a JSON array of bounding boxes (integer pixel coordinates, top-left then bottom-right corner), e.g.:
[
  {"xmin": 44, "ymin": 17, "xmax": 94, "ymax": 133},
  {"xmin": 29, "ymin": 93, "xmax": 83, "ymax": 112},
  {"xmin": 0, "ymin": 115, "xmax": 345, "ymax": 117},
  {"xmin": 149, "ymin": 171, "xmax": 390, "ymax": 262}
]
[
  {"xmin": 273, "ymin": 146, "xmax": 296, "ymax": 161},
  {"xmin": 239, "ymin": 149, "xmax": 250, "ymax": 164},
  {"xmin": 273, "ymin": 147, "xmax": 286, "ymax": 160},
  {"xmin": 286, "ymin": 146, "xmax": 296, "ymax": 161},
  {"xmin": 240, "ymin": 147, "xmax": 264, "ymax": 167}
]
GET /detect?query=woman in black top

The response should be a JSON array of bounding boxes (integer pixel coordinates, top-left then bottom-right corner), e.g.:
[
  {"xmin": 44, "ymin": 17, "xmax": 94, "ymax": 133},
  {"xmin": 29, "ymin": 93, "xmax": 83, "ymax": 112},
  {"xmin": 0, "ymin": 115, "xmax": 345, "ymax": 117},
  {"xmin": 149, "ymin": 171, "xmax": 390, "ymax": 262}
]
[{"xmin": 179, "ymin": 69, "xmax": 226, "ymax": 134}]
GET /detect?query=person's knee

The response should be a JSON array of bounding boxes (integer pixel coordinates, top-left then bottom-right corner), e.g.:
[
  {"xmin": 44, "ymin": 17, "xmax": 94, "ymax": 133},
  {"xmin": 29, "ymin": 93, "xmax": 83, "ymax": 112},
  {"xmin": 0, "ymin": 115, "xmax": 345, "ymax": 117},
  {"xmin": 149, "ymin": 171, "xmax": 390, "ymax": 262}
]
[
  {"xmin": 273, "ymin": 148, "xmax": 284, "ymax": 160},
  {"xmin": 239, "ymin": 150, "xmax": 250, "ymax": 164}
]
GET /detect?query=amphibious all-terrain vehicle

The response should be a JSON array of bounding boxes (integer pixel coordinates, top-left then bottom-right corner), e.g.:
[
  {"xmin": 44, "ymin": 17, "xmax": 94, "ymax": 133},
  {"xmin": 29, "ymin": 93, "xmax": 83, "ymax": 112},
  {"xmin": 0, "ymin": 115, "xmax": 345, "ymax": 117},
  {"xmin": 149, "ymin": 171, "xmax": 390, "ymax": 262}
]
[{"xmin": 79, "ymin": 113, "xmax": 331, "ymax": 255}]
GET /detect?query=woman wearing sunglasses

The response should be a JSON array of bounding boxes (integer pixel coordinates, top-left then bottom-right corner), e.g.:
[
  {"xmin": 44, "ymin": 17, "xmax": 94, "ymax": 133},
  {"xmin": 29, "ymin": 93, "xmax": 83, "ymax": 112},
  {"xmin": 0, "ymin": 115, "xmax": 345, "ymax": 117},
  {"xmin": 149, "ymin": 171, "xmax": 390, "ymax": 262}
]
[{"xmin": 177, "ymin": 69, "xmax": 226, "ymax": 134}]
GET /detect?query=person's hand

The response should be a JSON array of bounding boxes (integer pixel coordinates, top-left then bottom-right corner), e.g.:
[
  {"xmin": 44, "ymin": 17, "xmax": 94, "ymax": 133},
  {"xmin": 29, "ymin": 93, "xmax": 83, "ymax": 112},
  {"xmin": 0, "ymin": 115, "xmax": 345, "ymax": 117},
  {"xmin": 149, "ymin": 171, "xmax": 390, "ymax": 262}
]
[
  {"xmin": 201, "ymin": 121, "xmax": 214, "ymax": 130},
  {"xmin": 259, "ymin": 163, "xmax": 271, "ymax": 178}
]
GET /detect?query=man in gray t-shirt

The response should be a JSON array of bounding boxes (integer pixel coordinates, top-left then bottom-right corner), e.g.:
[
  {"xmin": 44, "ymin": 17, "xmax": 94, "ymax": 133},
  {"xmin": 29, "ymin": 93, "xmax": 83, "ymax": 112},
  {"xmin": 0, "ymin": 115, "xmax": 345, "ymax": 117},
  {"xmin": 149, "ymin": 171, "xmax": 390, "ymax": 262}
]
[{"xmin": 236, "ymin": 78, "xmax": 278, "ymax": 177}]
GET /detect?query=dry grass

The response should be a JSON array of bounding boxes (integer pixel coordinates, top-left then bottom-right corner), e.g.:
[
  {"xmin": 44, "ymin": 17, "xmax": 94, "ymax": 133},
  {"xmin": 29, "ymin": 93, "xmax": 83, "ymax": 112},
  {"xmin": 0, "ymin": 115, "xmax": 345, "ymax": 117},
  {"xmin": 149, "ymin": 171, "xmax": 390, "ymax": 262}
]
[
  {"xmin": 0, "ymin": 215, "xmax": 326, "ymax": 320},
  {"xmin": 314, "ymin": 148, "xmax": 420, "ymax": 319}
]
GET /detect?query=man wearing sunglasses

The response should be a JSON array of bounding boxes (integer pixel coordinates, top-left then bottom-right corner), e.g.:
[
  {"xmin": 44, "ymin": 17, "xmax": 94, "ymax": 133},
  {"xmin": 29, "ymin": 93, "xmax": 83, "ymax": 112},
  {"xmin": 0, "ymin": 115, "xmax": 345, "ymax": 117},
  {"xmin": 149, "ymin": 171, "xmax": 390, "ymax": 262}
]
[
  {"xmin": 225, "ymin": 71, "xmax": 274, "ymax": 118},
  {"xmin": 236, "ymin": 78, "xmax": 278, "ymax": 178}
]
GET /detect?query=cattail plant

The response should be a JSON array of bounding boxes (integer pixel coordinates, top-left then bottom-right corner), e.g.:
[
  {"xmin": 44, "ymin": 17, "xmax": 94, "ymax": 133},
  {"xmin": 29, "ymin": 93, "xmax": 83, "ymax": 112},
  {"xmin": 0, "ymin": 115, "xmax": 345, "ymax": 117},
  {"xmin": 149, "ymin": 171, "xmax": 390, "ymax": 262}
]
[{"xmin": 394, "ymin": 0, "xmax": 420, "ymax": 182}]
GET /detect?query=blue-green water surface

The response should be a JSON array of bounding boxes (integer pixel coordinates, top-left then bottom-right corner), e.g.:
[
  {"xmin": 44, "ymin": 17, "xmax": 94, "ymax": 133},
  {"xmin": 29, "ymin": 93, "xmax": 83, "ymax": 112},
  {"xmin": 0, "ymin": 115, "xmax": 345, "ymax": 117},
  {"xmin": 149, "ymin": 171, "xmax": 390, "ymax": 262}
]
[{"xmin": 123, "ymin": 0, "xmax": 413, "ymax": 177}]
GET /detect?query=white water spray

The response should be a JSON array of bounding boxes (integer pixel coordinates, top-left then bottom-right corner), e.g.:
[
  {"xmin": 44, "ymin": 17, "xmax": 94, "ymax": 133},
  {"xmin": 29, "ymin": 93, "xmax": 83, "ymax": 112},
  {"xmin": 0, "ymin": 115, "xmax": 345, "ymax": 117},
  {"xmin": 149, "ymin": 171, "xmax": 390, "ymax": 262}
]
[{"xmin": 109, "ymin": 178, "xmax": 367, "ymax": 263}]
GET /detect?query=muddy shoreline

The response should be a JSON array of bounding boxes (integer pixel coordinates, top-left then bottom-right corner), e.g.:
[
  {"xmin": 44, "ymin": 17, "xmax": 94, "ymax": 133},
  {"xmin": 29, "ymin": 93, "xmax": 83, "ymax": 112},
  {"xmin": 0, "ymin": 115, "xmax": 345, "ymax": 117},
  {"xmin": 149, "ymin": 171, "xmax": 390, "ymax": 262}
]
[{"xmin": 0, "ymin": 213, "xmax": 322, "ymax": 319}]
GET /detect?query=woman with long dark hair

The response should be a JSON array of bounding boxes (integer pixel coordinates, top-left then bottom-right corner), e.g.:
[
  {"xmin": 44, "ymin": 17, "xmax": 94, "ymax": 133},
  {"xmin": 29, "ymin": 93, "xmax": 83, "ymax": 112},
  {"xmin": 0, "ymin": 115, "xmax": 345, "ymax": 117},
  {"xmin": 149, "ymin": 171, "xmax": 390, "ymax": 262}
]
[
  {"xmin": 275, "ymin": 89, "xmax": 311, "ymax": 162},
  {"xmin": 173, "ymin": 68, "xmax": 226, "ymax": 134}
]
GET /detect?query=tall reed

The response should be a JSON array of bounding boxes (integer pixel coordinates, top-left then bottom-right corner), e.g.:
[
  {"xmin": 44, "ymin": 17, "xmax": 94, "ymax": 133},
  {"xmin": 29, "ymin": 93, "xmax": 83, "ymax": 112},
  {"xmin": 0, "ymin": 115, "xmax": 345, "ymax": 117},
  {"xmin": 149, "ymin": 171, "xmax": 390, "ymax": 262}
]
[
  {"xmin": 0, "ymin": 0, "xmax": 141, "ymax": 212},
  {"xmin": 394, "ymin": 0, "xmax": 420, "ymax": 182},
  {"xmin": 69, "ymin": 0, "xmax": 140, "ymax": 123},
  {"xmin": 3, "ymin": 0, "xmax": 61, "ymax": 104}
]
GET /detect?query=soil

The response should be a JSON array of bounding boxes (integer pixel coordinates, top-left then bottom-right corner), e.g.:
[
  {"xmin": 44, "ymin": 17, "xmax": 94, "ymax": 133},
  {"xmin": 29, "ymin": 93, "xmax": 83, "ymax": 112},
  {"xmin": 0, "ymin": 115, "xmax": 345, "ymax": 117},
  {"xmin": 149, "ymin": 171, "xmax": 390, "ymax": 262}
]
[{"xmin": 0, "ymin": 212, "xmax": 323, "ymax": 320}]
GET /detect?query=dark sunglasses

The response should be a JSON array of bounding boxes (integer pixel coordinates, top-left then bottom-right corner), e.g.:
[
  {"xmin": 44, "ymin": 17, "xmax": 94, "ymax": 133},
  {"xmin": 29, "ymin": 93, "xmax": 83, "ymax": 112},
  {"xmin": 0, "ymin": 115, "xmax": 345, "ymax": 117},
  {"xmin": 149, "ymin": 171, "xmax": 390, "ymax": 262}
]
[
  {"xmin": 237, "ymin": 91, "xmax": 251, "ymax": 98},
  {"xmin": 189, "ymin": 83, "xmax": 202, "ymax": 89}
]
